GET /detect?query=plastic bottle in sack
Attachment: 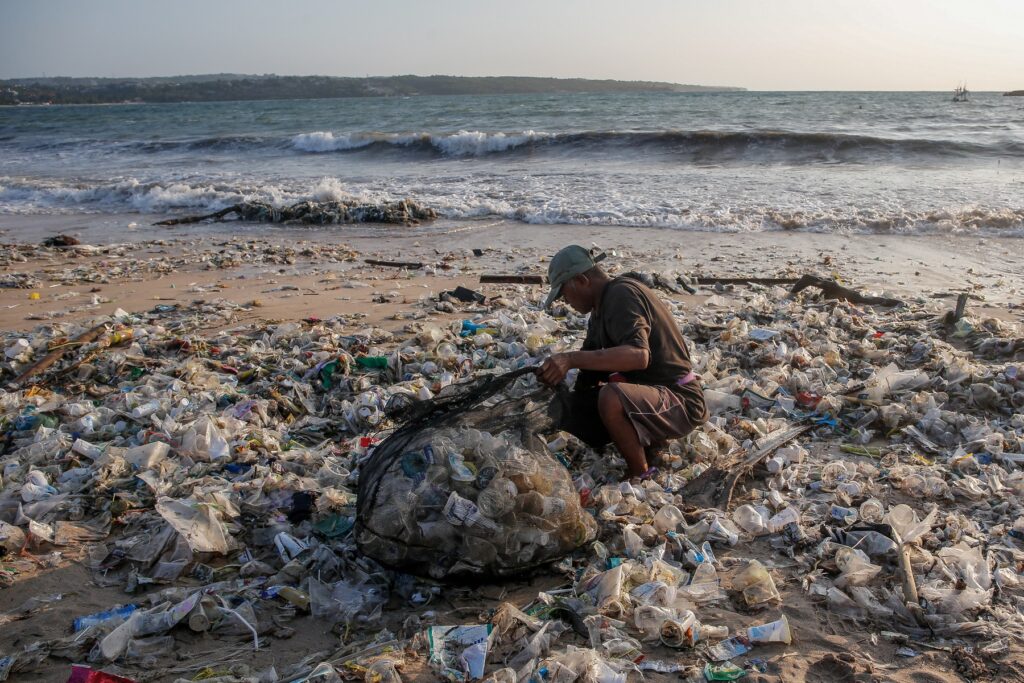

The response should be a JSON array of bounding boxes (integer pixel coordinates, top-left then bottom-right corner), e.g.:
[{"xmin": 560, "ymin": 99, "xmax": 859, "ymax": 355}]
[
  {"xmin": 517, "ymin": 490, "xmax": 567, "ymax": 517},
  {"xmin": 476, "ymin": 478, "xmax": 517, "ymax": 518}
]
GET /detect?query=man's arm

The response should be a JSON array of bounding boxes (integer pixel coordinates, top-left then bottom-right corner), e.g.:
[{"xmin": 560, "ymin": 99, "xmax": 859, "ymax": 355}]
[{"xmin": 537, "ymin": 345, "xmax": 649, "ymax": 386}]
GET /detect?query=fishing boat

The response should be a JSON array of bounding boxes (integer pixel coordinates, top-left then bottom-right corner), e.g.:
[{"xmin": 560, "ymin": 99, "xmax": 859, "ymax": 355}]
[{"xmin": 952, "ymin": 84, "xmax": 969, "ymax": 102}]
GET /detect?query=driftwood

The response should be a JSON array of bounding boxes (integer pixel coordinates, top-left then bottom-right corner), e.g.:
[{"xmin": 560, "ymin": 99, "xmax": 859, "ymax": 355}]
[
  {"xmin": 10, "ymin": 324, "xmax": 107, "ymax": 388},
  {"xmin": 941, "ymin": 292, "xmax": 971, "ymax": 326},
  {"xmin": 790, "ymin": 274, "xmax": 903, "ymax": 307},
  {"xmin": 41, "ymin": 234, "xmax": 81, "ymax": 247},
  {"xmin": 480, "ymin": 274, "xmax": 544, "ymax": 285},
  {"xmin": 696, "ymin": 276, "xmax": 800, "ymax": 286},
  {"xmin": 364, "ymin": 259, "xmax": 424, "ymax": 269},
  {"xmin": 680, "ymin": 423, "xmax": 811, "ymax": 510},
  {"xmin": 155, "ymin": 199, "xmax": 437, "ymax": 227},
  {"xmin": 155, "ymin": 206, "xmax": 237, "ymax": 225}
]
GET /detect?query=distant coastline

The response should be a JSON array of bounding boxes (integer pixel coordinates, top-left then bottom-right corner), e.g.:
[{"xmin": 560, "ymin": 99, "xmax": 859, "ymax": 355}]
[
  {"xmin": 1005, "ymin": 90, "xmax": 1024, "ymax": 96},
  {"xmin": 0, "ymin": 74, "xmax": 745, "ymax": 105}
]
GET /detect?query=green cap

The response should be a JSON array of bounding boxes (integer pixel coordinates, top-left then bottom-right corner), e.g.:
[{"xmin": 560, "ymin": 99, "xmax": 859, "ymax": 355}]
[{"xmin": 544, "ymin": 245, "xmax": 597, "ymax": 308}]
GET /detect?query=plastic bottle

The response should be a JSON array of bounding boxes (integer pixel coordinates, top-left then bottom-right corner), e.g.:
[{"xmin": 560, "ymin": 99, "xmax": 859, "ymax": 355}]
[
  {"xmin": 71, "ymin": 438, "xmax": 103, "ymax": 460},
  {"xmin": 130, "ymin": 400, "xmax": 161, "ymax": 419},
  {"xmin": 73, "ymin": 604, "xmax": 139, "ymax": 632},
  {"xmin": 652, "ymin": 505, "xmax": 684, "ymax": 534},
  {"xmin": 732, "ymin": 504, "xmax": 768, "ymax": 535},
  {"xmin": 830, "ymin": 505, "xmax": 858, "ymax": 525},
  {"xmin": 767, "ymin": 506, "xmax": 801, "ymax": 532},
  {"xmin": 707, "ymin": 517, "xmax": 739, "ymax": 546},
  {"xmin": 476, "ymin": 479, "xmax": 517, "ymax": 518},
  {"xmin": 691, "ymin": 561, "xmax": 718, "ymax": 585},
  {"xmin": 623, "ymin": 527, "xmax": 644, "ymax": 558}
]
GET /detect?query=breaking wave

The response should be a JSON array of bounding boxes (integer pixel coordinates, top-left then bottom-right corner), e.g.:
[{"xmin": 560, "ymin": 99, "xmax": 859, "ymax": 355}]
[
  {"xmin": 287, "ymin": 129, "xmax": 1024, "ymax": 163},
  {"xmin": 2, "ymin": 175, "xmax": 1022, "ymax": 237},
  {"xmin": 291, "ymin": 130, "xmax": 555, "ymax": 156},
  {"xmin": 9, "ymin": 129, "xmax": 1022, "ymax": 164}
]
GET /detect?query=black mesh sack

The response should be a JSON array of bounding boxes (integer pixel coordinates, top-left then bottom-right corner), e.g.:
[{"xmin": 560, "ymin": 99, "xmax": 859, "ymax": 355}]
[{"xmin": 356, "ymin": 368, "xmax": 597, "ymax": 580}]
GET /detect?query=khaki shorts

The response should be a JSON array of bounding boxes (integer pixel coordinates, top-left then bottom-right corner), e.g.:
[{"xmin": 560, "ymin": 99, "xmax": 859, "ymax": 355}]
[{"xmin": 554, "ymin": 382, "xmax": 708, "ymax": 448}]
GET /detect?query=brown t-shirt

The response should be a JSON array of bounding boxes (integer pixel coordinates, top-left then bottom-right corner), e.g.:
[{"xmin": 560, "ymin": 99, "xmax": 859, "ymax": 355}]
[{"xmin": 579, "ymin": 276, "xmax": 694, "ymax": 389}]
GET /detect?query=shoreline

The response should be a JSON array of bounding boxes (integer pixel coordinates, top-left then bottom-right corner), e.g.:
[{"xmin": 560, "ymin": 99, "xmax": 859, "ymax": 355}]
[{"xmin": 1, "ymin": 217, "xmax": 1022, "ymax": 334}]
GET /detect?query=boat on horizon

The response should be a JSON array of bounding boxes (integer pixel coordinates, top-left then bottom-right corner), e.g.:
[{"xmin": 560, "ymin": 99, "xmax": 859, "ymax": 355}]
[{"xmin": 952, "ymin": 83, "xmax": 969, "ymax": 102}]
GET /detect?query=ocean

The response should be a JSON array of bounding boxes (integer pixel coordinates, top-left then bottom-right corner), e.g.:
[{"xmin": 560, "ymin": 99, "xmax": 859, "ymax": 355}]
[{"xmin": 1, "ymin": 91, "xmax": 1022, "ymax": 235}]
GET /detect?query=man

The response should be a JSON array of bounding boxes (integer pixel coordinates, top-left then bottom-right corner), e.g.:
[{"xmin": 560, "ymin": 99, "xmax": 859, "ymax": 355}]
[{"xmin": 537, "ymin": 245, "xmax": 708, "ymax": 479}]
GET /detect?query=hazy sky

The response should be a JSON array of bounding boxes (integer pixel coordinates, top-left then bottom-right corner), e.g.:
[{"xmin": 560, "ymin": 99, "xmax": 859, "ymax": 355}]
[{"xmin": 2, "ymin": 0, "xmax": 1022, "ymax": 90}]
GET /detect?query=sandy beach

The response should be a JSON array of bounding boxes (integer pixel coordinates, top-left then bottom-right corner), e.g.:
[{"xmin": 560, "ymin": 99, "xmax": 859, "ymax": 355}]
[
  {"xmin": 2, "ymin": 216, "xmax": 1024, "ymax": 683},
  {"xmin": 2, "ymin": 215, "xmax": 1022, "ymax": 334}
]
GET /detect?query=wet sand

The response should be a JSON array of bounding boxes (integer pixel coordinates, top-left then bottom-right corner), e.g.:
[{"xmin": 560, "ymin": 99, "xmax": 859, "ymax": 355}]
[{"xmin": 2, "ymin": 216, "xmax": 1022, "ymax": 335}]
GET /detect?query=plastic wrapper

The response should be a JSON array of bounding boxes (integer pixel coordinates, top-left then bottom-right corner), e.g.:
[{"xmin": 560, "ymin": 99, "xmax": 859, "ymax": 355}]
[
  {"xmin": 427, "ymin": 624, "xmax": 492, "ymax": 681},
  {"xmin": 731, "ymin": 559, "xmax": 780, "ymax": 605},
  {"xmin": 834, "ymin": 546, "xmax": 882, "ymax": 587},
  {"xmin": 155, "ymin": 497, "xmax": 237, "ymax": 554}
]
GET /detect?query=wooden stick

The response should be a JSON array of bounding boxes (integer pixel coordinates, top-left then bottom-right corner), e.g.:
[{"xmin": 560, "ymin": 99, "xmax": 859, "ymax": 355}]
[
  {"xmin": 790, "ymin": 274, "xmax": 903, "ymax": 306},
  {"xmin": 364, "ymin": 259, "xmax": 424, "ymax": 269},
  {"xmin": 10, "ymin": 323, "xmax": 107, "ymax": 388},
  {"xmin": 898, "ymin": 542, "xmax": 920, "ymax": 605},
  {"xmin": 953, "ymin": 293, "xmax": 969, "ymax": 322},
  {"xmin": 696, "ymin": 276, "xmax": 801, "ymax": 286},
  {"xmin": 479, "ymin": 274, "xmax": 544, "ymax": 284},
  {"xmin": 680, "ymin": 423, "xmax": 811, "ymax": 510}
]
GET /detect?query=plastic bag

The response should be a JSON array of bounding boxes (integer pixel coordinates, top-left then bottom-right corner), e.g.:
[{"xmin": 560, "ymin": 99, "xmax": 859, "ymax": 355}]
[
  {"xmin": 835, "ymin": 546, "xmax": 882, "ymax": 587},
  {"xmin": 885, "ymin": 504, "xmax": 937, "ymax": 544},
  {"xmin": 155, "ymin": 497, "xmax": 236, "ymax": 554},
  {"xmin": 179, "ymin": 416, "xmax": 229, "ymax": 461}
]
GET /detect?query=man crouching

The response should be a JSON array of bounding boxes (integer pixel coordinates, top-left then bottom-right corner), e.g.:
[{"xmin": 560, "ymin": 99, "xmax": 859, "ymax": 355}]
[{"xmin": 538, "ymin": 245, "xmax": 708, "ymax": 479}]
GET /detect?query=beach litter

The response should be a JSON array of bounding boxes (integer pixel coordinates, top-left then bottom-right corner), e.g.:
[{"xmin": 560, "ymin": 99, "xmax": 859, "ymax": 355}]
[
  {"xmin": 1, "ymin": 246, "xmax": 1023, "ymax": 681},
  {"xmin": 154, "ymin": 199, "xmax": 437, "ymax": 227}
]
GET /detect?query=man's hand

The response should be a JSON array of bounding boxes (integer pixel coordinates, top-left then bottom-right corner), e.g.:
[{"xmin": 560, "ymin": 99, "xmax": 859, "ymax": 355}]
[{"xmin": 537, "ymin": 353, "xmax": 574, "ymax": 386}]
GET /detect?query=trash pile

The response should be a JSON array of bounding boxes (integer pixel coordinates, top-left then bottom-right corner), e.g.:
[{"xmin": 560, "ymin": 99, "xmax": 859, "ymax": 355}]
[
  {"xmin": 154, "ymin": 199, "xmax": 437, "ymax": 227},
  {"xmin": 1, "ymin": 237, "xmax": 360, "ymax": 289},
  {"xmin": 1, "ymin": 259, "xmax": 1022, "ymax": 682}
]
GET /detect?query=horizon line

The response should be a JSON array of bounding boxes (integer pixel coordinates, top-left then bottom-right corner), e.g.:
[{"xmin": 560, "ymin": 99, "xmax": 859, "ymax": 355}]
[{"xmin": 1, "ymin": 73, "xmax": 1017, "ymax": 92}]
